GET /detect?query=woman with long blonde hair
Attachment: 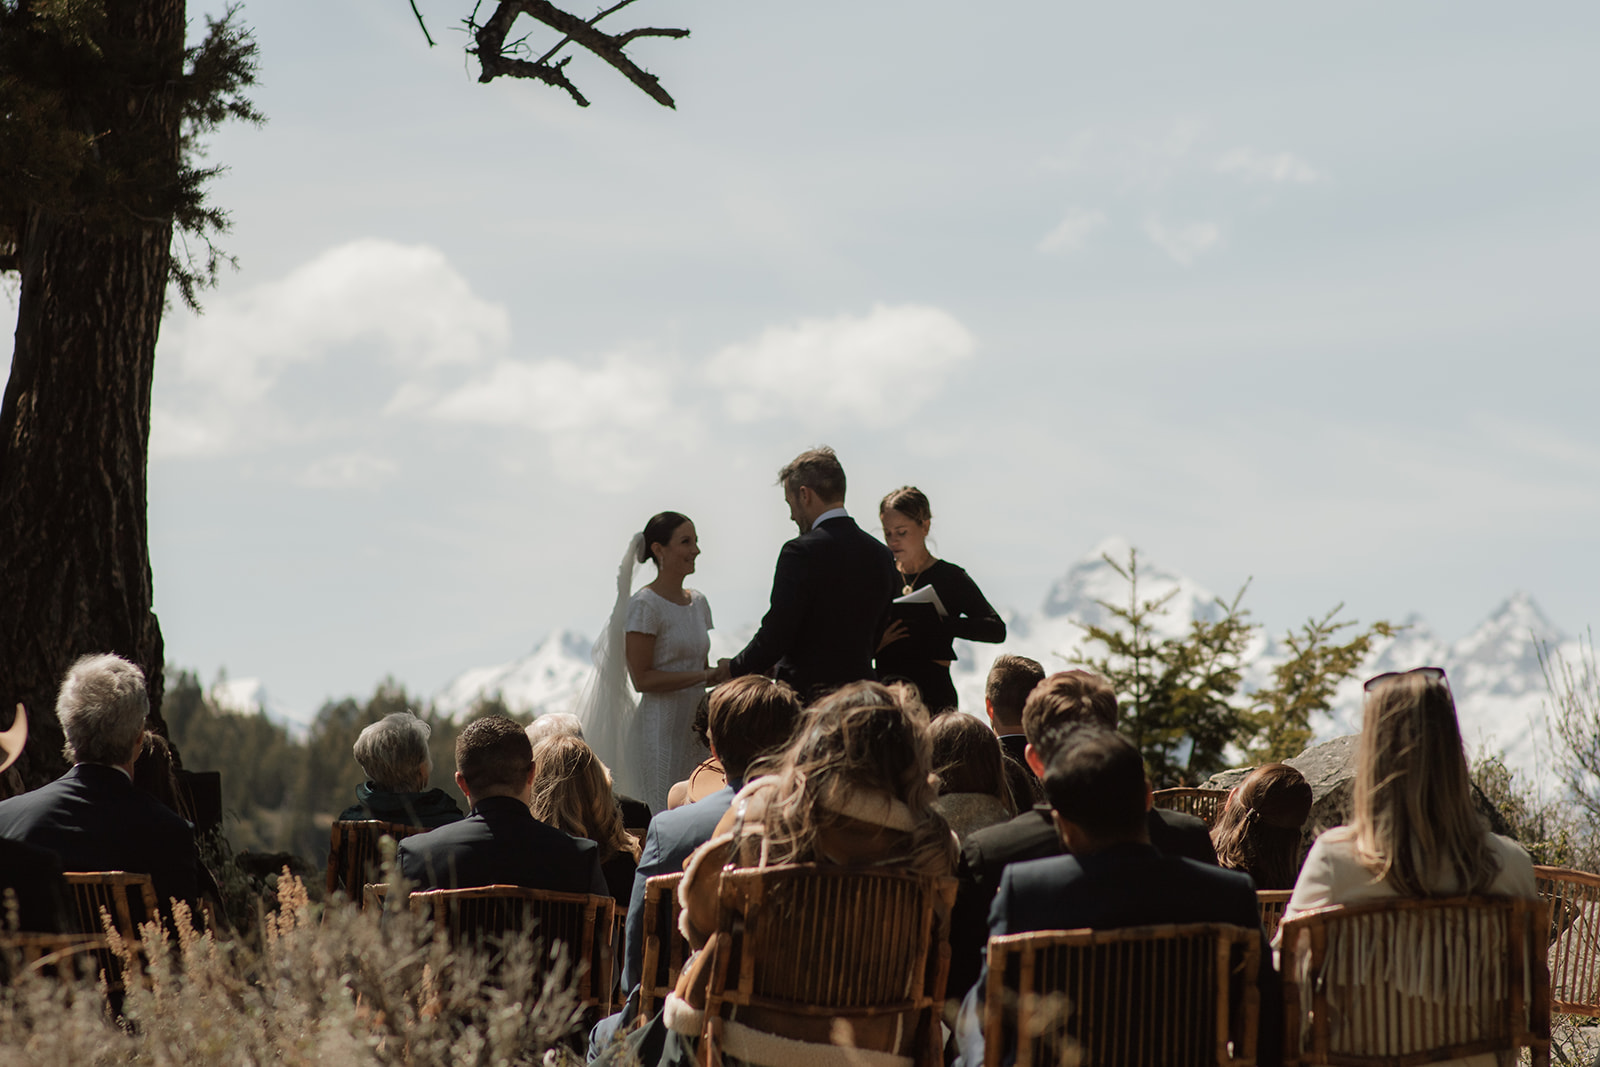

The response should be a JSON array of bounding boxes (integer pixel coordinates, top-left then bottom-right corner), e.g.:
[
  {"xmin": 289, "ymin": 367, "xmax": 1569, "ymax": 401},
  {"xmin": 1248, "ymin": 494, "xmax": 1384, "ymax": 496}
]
[
  {"xmin": 1277, "ymin": 668, "xmax": 1536, "ymax": 1066},
  {"xmin": 529, "ymin": 735, "xmax": 641, "ymax": 910}
]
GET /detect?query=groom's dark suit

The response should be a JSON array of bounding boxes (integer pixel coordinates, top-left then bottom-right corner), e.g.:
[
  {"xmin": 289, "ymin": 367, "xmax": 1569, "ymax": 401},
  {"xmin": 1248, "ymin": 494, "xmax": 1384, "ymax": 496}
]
[{"xmin": 730, "ymin": 513, "xmax": 898, "ymax": 699}]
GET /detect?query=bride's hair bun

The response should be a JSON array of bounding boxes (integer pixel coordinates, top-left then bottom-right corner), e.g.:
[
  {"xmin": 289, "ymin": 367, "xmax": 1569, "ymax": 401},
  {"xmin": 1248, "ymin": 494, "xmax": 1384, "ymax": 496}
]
[{"xmin": 640, "ymin": 511, "xmax": 692, "ymax": 565}]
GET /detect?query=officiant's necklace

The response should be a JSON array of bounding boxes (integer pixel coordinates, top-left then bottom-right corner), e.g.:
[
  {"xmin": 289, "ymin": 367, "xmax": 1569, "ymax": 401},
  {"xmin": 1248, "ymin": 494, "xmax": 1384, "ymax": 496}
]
[{"xmin": 899, "ymin": 555, "xmax": 936, "ymax": 596}]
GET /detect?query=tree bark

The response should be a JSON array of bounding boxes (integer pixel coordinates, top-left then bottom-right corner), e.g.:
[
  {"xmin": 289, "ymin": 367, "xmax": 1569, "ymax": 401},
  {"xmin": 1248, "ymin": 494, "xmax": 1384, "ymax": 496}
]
[{"xmin": 0, "ymin": 0, "xmax": 184, "ymax": 787}]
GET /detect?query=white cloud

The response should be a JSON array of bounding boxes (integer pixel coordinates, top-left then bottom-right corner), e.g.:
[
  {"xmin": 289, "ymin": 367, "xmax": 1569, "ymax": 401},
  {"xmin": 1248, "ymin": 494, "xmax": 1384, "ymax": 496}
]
[
  {"xmin": 1038, "ymin": 209, "xmax": 1108, "ymax": 254},
  {"xmin": 153, "ymin": 239, "xmax": 509, "ymax": 458},
  {"xmin": 297, "ymin": 452, "xmax": 399, "ymax": 490},
  {"xmin": 1214, "ymin": 147, "xmax": 1322, "ymax": 184},
  {"xmin": 704, "ymin": 304, "xmax": 976, "ymax": 424},
  {"xmin": 1143, "ymin": 216, "xmax": 1222, "ymax": 266}
]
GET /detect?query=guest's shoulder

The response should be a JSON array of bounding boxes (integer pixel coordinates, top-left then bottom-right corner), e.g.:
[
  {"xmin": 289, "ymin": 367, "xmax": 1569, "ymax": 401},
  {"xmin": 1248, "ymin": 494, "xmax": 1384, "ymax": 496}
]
[
  {"xmin": 967, "ymin": 807, "xmax": 1055, "ymax": 853},
  {"xmin": 1003, "ymin": 851, "xmax": 1085, "ymax": 892},
  {"xmin": 1486, "ymin": 832, "xmax": 1537, "ymax": 897},
  {"xmin": 1152, "ymin": 806, "xmax": 1208, "ymax": 833}
]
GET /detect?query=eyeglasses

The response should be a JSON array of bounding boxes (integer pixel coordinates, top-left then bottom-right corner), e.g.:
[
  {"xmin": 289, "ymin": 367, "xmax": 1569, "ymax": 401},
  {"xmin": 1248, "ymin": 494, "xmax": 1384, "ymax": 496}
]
[{"xmin": 1363, "ymin": 666, "xmax": 1447, "ymax": 693}]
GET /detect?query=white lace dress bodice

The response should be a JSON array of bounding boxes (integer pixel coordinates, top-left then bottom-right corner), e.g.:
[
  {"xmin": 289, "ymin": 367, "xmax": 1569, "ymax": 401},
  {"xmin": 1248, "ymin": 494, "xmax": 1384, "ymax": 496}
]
[{"xmin": 626, "ymin": 588, "xmax": 713, "ymax": 814}]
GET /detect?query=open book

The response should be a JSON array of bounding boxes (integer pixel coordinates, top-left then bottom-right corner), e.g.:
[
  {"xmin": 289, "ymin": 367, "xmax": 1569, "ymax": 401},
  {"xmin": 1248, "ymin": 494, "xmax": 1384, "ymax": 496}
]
[{"xmin": 893, "ymin": 584, "xmax": 949, "ymax": 618}]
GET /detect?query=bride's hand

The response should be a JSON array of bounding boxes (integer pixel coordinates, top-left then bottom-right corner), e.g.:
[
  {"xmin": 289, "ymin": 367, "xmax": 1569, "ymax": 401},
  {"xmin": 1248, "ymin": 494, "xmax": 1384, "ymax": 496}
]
[{"xmin": 705, "ymin": 659, "xmax": 733, "ymax": 686}]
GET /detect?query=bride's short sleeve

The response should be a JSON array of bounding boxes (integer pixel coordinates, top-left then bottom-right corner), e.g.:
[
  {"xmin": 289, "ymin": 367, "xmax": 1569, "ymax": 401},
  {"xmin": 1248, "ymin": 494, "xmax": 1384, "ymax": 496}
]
[
  {"xmin": 698, "ymin": 591, "xmax": 714, "ymax": 631},
  {"xmin": 625, "ymin": 592, "xmax": 659, "ymax": 636}
]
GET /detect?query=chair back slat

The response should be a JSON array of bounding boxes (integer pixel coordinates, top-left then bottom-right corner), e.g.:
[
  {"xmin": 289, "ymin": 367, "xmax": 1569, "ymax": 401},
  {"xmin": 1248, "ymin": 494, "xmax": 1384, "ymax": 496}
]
[
  {"xmin": 1151, "ymin": 788, "xmax": 1231, "ymax": 828},
  {"xmin": 1256, "ymin": 890, "xmax": 1294, "ymax": 942},
  {"xmin": 1279, "ymin": 895, "xmax": 1551, "ymax": 1066},
  {"xmin": 701, "ymin": 865, "xmax": 956, "ymax": 1067},
  {"xmin": 983, "ymin": 923, "xmax": 1260, "ymax": 1067},
  {"xmin": 1535, "ymin": 865, "xmax": 1600, "ymax": 1017},
  {"xmin": 409, "ymin": 885, "xmax": 616, "ymax": 1012},
  {"xmin": 638, "ymin": 872, "xmax": 686, "ymax": 1023},
  {"xmin": 61, "ymin": 871, "xmax": 159, "ymax": 992},
  {"xmin": 0, "ymin": 932, "xmax": 110, "ymax": 984},
  {"xmin": 325, "ymin": 820, "xmax": 428, "ymax": 905}
]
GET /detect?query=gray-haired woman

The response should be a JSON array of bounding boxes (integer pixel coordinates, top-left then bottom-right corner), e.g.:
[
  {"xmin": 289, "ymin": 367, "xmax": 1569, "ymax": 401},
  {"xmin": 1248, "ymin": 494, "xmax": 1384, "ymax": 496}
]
[{"xmin": 339, "ymin": 712, "xmax": 463, "ymax": 828}]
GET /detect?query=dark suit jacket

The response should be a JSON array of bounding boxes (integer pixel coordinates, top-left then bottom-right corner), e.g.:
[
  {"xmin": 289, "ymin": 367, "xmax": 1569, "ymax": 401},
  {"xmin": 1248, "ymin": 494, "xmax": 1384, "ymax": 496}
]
[
  {"xmin": 997, "ymin": 733, "xmax": 1030, "ymax": 767},
  {"xmin": 730, "ymin": 515, "xmax": 898, "ymax": 698},
  {"xmin": 0, "ymin": 837, "xmax": 75, "ymax": 932},
  {"xmin": 0, "ymin": 763, "xmax": 200, "ymax": 918},
  {"xmin": 621, "ymin": 783, "xmax": 738, "ymax": 994},
  {"xmin": 397, "ymin": 795, "xmax": 608, "ymax": 897},
  {"xmin": 948, "ymin": 805, "xmax": 1218, "ymax": 999},
  {"xmin": 958, "ymin": 843, "xmax": 1280, "ymax": 1067}
]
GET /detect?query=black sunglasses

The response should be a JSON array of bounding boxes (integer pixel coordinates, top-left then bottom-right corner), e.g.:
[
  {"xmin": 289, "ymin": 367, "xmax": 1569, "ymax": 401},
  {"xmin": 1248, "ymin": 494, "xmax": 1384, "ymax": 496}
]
[{"xmin": 1363, "ymin": 666, "xmax": 1447, "ymax": 693}]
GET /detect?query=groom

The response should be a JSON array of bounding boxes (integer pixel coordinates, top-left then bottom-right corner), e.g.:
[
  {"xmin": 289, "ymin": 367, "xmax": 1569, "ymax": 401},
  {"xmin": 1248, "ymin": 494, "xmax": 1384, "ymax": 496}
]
[{"xmin": 721, "ymin": 446, "xmax": 899, "ymax": 701}]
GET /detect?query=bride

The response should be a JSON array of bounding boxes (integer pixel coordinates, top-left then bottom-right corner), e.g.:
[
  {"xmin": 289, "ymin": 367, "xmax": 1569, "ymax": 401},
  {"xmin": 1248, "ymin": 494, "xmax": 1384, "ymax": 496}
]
[{"xmin": 575, "ymin": 511, "xmax": 717, "ymax": 815}]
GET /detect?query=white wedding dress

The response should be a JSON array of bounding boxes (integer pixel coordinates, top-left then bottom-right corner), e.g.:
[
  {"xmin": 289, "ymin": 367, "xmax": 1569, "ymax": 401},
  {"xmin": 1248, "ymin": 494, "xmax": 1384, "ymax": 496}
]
[{"xmin": 625, "ymin": 588, "xmax": 713, "ymax": 814}]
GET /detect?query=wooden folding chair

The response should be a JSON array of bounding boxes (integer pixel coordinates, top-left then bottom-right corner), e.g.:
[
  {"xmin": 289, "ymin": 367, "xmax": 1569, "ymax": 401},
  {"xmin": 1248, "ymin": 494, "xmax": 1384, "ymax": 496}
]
[
  {"xmin": 637, "ymin": 872, "xmax": 687, "ymax": 1024},
  {"xmin": 1535, "ymin": 865, "xmax": 1600, "ymax": 1017},
  {"xmin": 983, "ymin": 923, "xmax": 1261, "ymax": 1067},
  {"xmin": 61, "ymin": 871, "xmax": 160, "ymax": 992},
  {"xmin": 409, "ymin": 885, "xmax": 616, "ymax": 1012},
  {"xmin": 1257, "ymin": 890, "xmax": 1294, "ymax": 942},
  {"xmin": 699, "ymin": 864, "xmax": 959, "ymax": 1067},
  {"xmin": 325, "ymin": 820, "xmax": 427, "ymax": 905},
  {"xmin": 1151, "ymin": 788, "xmax": 1231, "ymax": 828},
  {"xmin": 1279, "ymin": 896, "xmax": 1550, "ymax": 1066}
]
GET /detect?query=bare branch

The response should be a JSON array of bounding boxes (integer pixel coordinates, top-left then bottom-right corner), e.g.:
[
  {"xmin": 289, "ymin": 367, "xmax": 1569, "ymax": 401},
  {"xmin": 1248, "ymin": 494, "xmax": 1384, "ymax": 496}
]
[
  {"xmin": 471, "ymin": 0, "xmax": 688, "ymax": 108},
  {"xmin": 408, "ymin": 0, "xmax": 436, "ymax": 47}
]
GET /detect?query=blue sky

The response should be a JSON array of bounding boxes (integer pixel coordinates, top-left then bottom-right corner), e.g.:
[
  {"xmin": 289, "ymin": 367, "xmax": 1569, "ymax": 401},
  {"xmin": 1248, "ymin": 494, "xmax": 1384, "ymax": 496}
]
[{"xmin": 5, "ymin": 1, "xmax": 1598, "ymax": 713}]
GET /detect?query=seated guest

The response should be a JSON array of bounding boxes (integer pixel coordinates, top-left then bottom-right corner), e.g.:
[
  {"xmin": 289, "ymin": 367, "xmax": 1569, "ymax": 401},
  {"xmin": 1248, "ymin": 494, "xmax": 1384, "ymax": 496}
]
[
  {"xmin": 528, "ymin": 712, "xmax": 654, "ymax": 832},
  {"xmin": 530, "ymin": 735, "xmax": 641, "ymax": 910},
  {"xmin": 948, "ymin": 670, "xmax": 1217, "ymax": 998},
  {"xmin": 1211, "ymin": 763, "xmax": 1314, "ymax": 890},
  {"xmin": 398, "ymin": 715, "xmax": 607, "ymax": 895},
  {"xmin": 929, "ymin": 711, "xmax": 1015, "ymax": 841},
  {"xmin": 0, "ymin": 706, "xmax": 73, "ymax": 933},
  {"xmin": 956, "ymin": 726, "xmax": 1280, "ymax": 1067},
  {"xmin": 665, "ymin": 698, "xmax": 725, "ymax": 810},
  {"xmin": 588, "ymin": 675, "xmax": 803, "ymax": 1058},
  {"xmin": 985, "ymin": 653, "xmax": 1046, "ymax": 801},
  {"xmin": 339, "ymin": 712, "xmax": 462, "ymax": 829},
  {"xmin": 657, "ymin": 682, "xmax": 958, "ymax": 1063},
  {"xmin": 0, "ymin": 655, "xmax": 200, "ymax": 920},
  {"xmin": 1279, "ymin": 666, "xmax": 1535, "ymax": 930}
]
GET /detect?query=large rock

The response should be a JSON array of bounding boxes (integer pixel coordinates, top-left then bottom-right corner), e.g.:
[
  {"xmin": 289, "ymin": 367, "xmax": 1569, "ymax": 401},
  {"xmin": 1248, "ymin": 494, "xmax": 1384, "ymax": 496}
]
[{"xmin": 1200, "ymin": 733, "xmax": 1514, "ymax": 851}]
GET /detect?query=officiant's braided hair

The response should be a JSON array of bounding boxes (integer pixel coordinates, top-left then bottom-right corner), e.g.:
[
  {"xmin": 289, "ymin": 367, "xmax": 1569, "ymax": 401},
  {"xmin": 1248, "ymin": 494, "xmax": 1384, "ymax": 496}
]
[
  {"xmin": 638, "ymin": 511, "xmax": 691, "ymax": 566},
  {"xmin": 879, "ymin": 486, "xmax": 931, "ymax": 524}
]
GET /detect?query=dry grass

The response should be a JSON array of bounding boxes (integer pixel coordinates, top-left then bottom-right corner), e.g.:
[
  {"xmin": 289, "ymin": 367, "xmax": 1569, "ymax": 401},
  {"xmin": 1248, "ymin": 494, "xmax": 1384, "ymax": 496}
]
[{"xmin": 0, "ymin": 869, "xmax": 589, "ymax": 1067}]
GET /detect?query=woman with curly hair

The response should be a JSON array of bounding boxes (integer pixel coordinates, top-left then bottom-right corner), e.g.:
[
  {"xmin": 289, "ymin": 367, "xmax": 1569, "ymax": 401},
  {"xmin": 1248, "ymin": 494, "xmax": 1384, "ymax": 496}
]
[
  {"xmin": 529, "ymin": 734, "xmax": 641, "ymax": 910},
  {"xmin": 1209, "ymin": 762, "xmax": 1313, "ymax": 890},
  {"xmin": 659, "ymin": 681, "xmax": 958, "ymax": 1066}
]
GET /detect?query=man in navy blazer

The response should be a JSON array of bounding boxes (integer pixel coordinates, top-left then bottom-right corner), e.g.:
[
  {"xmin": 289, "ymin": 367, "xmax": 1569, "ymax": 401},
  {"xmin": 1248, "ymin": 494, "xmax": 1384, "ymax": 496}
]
[
  {"xmin": 399, "ymin": 715, "xmax": 607, "ymax": 897},
  {"xmin": 0, "ymin": 655, "xmax": 200, "ymax": 922},
  {"xmin": 722, "ymin": 447, "xmax": 898, "ymax": 700},
  {"xmin": 955, "ymin": 726, "xmax": 1280, "ymax": 1067},
  {"xmin": 587, "ymin": 675, "xmax": 803, "ymax": 1060}
]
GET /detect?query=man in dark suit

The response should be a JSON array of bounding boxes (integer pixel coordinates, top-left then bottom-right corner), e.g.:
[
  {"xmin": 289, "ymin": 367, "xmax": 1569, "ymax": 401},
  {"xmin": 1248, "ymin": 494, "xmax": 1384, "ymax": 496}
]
[
  {"xmin": 0, "ymin": 655, "xmax": 200, "ymax": 922},
  {"xmin": 588, "ymin": 675, "xmax": 803, "ymax": 1058},
  {"xmin": 398, "ymin": 715, "xmax": 608, "ymax": 896},
  {"xmin": 948, "ymin": 670, "xmax": 1217, "ymax": 997},
  {"xmin": 719, "ymin": 447, "xmax": 898, "ymax": 700},
  {"xmin": 0, "ymin": 707, "xmax": 73, "ymax": 932},
  {"xmin": 956, "ymin": 727, "xmax": 1279, "ymax": 1067},
  {"xmin": 984, "ymin": 654, "xmax": 1045, "ymax": 807}
]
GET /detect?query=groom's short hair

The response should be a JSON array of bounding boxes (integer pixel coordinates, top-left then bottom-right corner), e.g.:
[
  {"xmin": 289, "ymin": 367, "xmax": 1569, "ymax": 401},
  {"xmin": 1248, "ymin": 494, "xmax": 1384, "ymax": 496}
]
[{"xmin": 778, "ymin": 446, "xmax": 846, "ymax": 504}]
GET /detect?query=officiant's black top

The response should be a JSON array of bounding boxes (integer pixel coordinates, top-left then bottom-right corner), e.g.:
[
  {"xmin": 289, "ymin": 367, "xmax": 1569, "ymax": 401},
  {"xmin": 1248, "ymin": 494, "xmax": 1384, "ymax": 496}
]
[
  {"xmin": 729, "ymin": 514, "xmax": 898, "ymax": 700},
  {"xmin": 876, "ymin": 560, "xmax": 1005, "ymax": 712}
]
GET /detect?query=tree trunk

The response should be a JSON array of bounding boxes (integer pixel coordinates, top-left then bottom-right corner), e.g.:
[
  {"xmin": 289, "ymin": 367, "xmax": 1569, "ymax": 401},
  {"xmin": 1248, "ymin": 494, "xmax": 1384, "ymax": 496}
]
[{"xmin": 0, "ymin": 0, "xmax": 184, "ymax": 788}]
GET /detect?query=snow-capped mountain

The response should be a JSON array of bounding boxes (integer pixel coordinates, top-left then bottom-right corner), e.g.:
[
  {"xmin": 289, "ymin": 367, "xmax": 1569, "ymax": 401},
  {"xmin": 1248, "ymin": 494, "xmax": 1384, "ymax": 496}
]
[
  {"xmin": 429, "ymin": 538, "xmax": 1584, "ymax": 786},
  {"xmin": 208, "ymin": 676, "xmax": 314, "ymax": 739},
  {"xmin": 433, "ymin": 629, "xmax": 595, "ymax": 720}
]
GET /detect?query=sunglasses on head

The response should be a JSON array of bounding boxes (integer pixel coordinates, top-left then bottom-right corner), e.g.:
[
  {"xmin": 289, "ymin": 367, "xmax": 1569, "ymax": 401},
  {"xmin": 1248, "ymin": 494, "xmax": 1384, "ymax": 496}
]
[{"xmin": 1363, "ymin": 666, "xmax": 1447, "ymax": 693}]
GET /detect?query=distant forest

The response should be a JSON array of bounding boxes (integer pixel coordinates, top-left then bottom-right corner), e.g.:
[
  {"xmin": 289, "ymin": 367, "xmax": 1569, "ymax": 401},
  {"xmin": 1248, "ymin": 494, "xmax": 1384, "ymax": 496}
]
[{"xmin": 163, "ymin": 669, "xmax": 511, "ymax": 866}]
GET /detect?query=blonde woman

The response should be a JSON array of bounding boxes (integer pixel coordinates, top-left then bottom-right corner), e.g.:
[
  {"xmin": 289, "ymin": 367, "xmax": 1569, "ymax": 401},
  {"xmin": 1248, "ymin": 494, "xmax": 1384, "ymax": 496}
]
[
  {"xmin": 529, "ymin": 735, "xmax": 642, "ymax": 910},
  {"xmin": 1278, "ymin": 667, "xmax": 1536, "ymax": 1067},
  {"xmin": 664, "ymin": 682, "xmax": 958, "ymax": 1065}
]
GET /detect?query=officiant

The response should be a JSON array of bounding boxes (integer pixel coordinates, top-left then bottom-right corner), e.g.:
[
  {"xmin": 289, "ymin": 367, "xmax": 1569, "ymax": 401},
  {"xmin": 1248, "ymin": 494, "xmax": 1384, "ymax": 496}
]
[{"xmin": 875, "ymin": 487, "xmax": 1007, "ymax": 714}]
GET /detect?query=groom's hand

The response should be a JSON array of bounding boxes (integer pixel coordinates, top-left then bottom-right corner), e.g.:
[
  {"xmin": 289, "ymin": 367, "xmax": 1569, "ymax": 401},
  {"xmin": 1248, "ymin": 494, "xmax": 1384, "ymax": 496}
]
[{"xmin": 706, "ymin": 659, "xmax": 733, "ymax": 685}]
